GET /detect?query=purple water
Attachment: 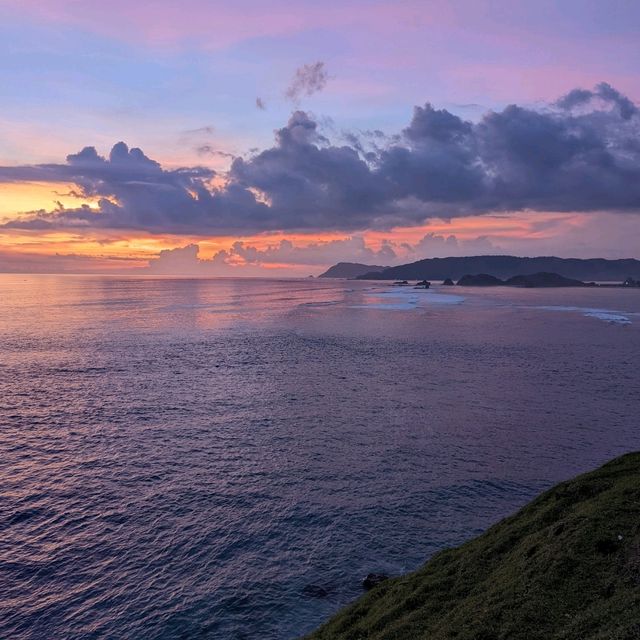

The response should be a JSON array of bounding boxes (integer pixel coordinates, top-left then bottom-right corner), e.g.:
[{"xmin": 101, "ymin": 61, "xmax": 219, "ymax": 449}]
[{"xmin": 1, "ymin": 275, "xmax": 639, "ymax": 639}]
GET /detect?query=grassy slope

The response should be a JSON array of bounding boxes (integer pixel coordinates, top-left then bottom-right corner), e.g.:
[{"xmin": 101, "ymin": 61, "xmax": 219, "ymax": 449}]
[{"xmin": 305, "ymin": 453, "xmax": 640, "ymax": 640}]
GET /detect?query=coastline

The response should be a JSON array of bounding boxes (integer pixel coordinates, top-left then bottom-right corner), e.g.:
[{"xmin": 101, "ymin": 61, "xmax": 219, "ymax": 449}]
[{"xmin": 304, "ymin": 453, "xmax": 640, "ymax": 639}]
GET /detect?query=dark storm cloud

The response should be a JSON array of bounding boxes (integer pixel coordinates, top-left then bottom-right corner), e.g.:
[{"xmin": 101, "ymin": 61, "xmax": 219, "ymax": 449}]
[
  {"xmin": 374, "ymin": 91, "xmax": 640, "ymax": 216},
  {"xmin": 557, "ymin": 82, "xmax": 638, "ymax": 120},
  {"xmin": 2, "ymin": 84, "xmax": 640, "ymax": 235},
  {"xmin": 229, "ymin": 111, "xmax": 388, "ymax": 229},
  {"xmin": 0, "ymin": 142, "xmax": 256, "ymax": 234},
  {"xmin": 1, "ymin": 142, "xmax": 212, "ymax": 187},
  {"xmin": 376, "ymin": 103, "xmax": 484, "ymax": 208},
  {"xmin": 285, "ymin": 61, "xmax": 328, "ymax": 103}
]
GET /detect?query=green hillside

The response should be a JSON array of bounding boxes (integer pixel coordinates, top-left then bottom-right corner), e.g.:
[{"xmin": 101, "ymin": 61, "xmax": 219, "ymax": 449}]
[{"xmin": 305, "ymin": 453, "xmax": 640, "ymax": 640}]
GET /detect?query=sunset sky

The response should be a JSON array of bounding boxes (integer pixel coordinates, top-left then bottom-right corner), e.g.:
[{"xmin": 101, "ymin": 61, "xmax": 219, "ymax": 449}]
[{"xmin": 1, "ymin": 0, "xmax": 639, "ymax": 275}]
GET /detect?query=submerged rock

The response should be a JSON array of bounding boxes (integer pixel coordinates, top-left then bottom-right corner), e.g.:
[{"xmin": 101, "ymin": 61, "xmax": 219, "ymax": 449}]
[
  {"xmin": 362, "ymin": 573, "xmax": 389, "ymax": 590},
  {"xmin": 302, "ymin": 584, "xmax": 330, "ymax": 598}
]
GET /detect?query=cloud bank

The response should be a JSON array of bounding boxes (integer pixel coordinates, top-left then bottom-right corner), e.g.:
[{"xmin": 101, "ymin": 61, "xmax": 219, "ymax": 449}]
[
  {"xmin": 147, "ymin": 236, "xmax": 394, "ymax": 275},
  {"xmin": 146, "ymin": 233, "xmax": 502, "ymax": 275},
  {"xmin": 2, "ymin": 83, "xmax": 640, "ymax": 236}
]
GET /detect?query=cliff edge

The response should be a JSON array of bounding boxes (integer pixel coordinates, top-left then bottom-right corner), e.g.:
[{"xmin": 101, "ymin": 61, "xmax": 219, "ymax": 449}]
[{"xmin": 305, "ymin": 453, "xmax": 640, "ymax": 640}]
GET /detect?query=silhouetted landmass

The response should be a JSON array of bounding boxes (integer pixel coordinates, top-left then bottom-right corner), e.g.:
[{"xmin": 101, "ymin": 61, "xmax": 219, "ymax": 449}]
[
  {"xmin": 354, "ymin": 255, "xmax": 640, "ymax": 281},
  {"xmin": 318, "ymin": 262, "xmax": 388, "ymax": 278},
  {"xmin": 505, "ymin": 272, "xmax": 589, "ymax": 287},
  {"xmin": 306, "ymin": 452, "xmax": 640, "ymax": 640},
  {"xmin": 456, "ymin": 272, "xmax": 590, "ymax": 287}
]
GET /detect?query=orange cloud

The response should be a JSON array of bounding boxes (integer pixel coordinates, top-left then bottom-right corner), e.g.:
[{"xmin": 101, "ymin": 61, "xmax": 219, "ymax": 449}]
[{"xmin": 0, "ymin": 203, "xmax": 605, "ymax": 275}]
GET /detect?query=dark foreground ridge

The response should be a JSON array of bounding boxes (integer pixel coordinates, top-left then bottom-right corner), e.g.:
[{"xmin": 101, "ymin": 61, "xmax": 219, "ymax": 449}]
[{"xmin": 304, "ymin": 453, "xmax": 640, "ymax": 640}]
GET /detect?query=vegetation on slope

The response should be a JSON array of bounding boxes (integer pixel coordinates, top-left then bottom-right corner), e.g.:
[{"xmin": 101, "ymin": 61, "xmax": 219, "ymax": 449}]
[{"xmin": 305, "ymin": 453, "xmax": 640, "ymax": 640}]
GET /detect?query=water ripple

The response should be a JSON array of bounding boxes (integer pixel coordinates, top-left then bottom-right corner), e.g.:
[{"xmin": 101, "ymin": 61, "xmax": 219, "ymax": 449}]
[{"xmin": 1, "ymin": 276, "xmax": 639, "ymax": 639}]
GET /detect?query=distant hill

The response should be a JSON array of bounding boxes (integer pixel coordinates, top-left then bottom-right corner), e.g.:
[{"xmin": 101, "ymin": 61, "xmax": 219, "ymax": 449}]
[
  {"xmin": 306, "ymin": 452, "xmax": 640, "ymax": 640},
  {"xmin": 318, "ymin": 262, "xmax": 388, "ymax": 278},
  {"xmin": 456, "ymin": 272, "xmax": 589, "ymax": 287},
  {"xmin": 355, "ymin": 255, "xmax": 640, "ymax": 281},
  {"xmin": 504, "ymin": 272, "xmax": 589, "ymax": 287},
  {"xmin": 456, "ymin": 273, "xmax": 505, "ymax": 286}
]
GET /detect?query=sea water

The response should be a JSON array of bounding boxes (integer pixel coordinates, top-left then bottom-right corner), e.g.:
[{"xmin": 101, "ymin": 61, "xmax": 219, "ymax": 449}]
[{"xmin": 1, "ymin": 275, "xmax": 639, "ymax": 639}]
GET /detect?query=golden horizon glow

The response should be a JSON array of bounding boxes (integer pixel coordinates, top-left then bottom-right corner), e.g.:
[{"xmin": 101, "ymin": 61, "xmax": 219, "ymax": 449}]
[
  {"xmin": 0, "ymin": 211, "xmax": 589, "ymax": 269},
  {"xmin": 0, "ymin": 182, "xmax": 102, "ymax": 219},
  {"xmin": 0, "ymin": 181, "xmax": 595, "ymax": 273}
]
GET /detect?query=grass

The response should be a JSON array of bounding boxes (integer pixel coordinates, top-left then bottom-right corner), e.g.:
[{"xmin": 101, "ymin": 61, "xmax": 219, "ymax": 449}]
[{"xmin": 304, "ymin": 453, "xmax": 640, "ymax": 640}]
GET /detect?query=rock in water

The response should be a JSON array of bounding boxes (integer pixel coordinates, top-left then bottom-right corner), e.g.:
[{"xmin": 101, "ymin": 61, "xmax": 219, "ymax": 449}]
[
  {"xmin": 306, "ymin": 453, "xmax": 640, "ymax": 640},
  {"xmin": 456, "ymin": 273, "xmax": 504, "ymax": 286},
  {"xmin": 362, "ymin": 573, "xmax": 389, "ymax": 590}
]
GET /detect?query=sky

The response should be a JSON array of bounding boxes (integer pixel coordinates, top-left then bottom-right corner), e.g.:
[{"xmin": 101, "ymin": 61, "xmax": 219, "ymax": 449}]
[{"xmin": 1, "ymin": 0, "xmax": 639, "ymax": 275}]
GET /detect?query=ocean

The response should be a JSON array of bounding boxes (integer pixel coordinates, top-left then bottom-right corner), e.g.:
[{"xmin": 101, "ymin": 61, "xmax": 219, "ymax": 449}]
[{"xmin": 1, "ymin": 275, "xmax": 639, "ymax": 639}]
